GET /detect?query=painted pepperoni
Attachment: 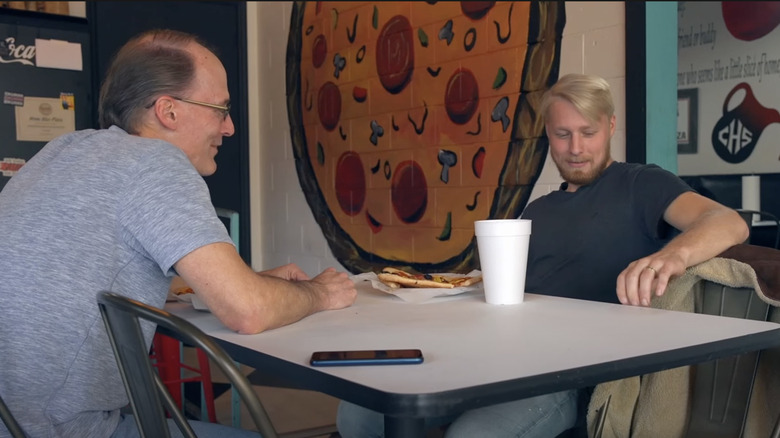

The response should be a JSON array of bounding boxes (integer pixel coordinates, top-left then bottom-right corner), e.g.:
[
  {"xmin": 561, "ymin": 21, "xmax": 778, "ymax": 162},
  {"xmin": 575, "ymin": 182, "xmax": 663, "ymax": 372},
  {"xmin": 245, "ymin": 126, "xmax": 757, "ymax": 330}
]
[
  {"xmin": 318, "ymin": 81, "xmax": 341, "ymax": 131},
  {"xmin": 445, "ymin": 68, "xmax": 479, "ymax": 125},
  {"xmin": 391, "ymin": 161, "xmax": 428, "ymax": 224},
  {"xmin": 376, "ymin": 15, "xmax": 414, "ymax": 94},
  {"xmin": 312, "ymin": 34, "xmax": 327, "ymax": 68},
  {"xmin": 353, "ymin": 86, "xmax": 368, "ymax": 102},
  {"xmin": 460, "ymin": 1, "xmax": 496, "ymax": 20},
  {"xmin": 335, "ymin": 151, "xmax": 366, "ymax": 216}
]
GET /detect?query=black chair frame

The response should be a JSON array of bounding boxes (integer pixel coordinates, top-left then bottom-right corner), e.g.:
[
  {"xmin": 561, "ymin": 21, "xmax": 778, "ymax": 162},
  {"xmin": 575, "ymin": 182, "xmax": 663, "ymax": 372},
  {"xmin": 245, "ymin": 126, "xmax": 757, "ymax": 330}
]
[
  {"xmin": 97, "ymin": 291, "xmax": 278, "ymax": 438},
  {"xmin": 0, "ymin": 392, "xmax": 25, "ymax": 438},
  {"xmin": 737, "ymin": 209, "xmax": 780, "ymax": 250}
]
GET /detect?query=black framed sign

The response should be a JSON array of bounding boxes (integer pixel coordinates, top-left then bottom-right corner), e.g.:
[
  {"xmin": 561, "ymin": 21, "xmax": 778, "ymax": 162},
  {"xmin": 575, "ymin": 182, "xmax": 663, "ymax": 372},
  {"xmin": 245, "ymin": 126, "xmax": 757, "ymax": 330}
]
[{"xmin": 677, "ymin": 88, "xmax": 698, "ymax": 154}]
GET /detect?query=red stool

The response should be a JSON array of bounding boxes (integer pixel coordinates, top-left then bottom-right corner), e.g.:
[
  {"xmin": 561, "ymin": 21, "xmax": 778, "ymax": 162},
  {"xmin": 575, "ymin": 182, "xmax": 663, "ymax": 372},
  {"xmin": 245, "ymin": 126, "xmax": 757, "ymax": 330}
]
[{"xmin": 150, "ymin": 332, "xmax": 216, "ymax": 422}]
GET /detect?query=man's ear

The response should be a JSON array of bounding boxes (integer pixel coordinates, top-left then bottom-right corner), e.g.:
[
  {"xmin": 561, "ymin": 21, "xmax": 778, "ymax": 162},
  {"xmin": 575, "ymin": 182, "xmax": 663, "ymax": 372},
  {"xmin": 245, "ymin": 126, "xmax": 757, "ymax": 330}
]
[
  {"xmin": 609, "ymin": 114, "xmax": 616, "ymax": 136},
  {"xmin": 153, "ymin": 96, "xmax": 178, "ymax": 130}
]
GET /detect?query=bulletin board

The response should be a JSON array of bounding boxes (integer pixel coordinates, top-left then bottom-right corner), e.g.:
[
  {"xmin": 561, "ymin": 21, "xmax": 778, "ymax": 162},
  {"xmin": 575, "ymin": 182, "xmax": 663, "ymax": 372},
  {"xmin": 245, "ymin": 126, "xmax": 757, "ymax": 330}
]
[{"xmin": 0, "ymin": 9, "xmax": 92, "ymax": 191}]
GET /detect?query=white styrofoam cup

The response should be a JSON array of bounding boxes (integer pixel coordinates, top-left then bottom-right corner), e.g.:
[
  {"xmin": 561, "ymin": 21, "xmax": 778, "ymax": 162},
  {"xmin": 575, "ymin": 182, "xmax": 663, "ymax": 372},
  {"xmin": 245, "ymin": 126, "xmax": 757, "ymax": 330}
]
[{"xmin": 474, "ymin": 219, "xmax": 532, "ymax": 305}]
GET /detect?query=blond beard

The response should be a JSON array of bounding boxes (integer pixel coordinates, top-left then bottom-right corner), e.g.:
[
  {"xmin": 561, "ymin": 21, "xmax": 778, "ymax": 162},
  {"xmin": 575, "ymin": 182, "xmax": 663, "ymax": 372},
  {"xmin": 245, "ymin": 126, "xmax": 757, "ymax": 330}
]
[{"xmin": 554, "ymin": 145, "xmax": 612, "ymax": 188}]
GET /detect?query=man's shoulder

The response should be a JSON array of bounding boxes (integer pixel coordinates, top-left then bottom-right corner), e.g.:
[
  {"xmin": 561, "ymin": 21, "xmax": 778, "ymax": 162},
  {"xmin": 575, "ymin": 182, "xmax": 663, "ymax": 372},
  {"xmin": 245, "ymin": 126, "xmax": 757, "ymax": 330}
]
[
  {"xmin": 605, "ymin": 162, "xmax": 680, "ymax": 184},
  {"xmin": 92, "ymin": 127, "xmax": 186, "ymax": 164},
  {"xmin": 102, "ymin": 126, "xmax": 175, "ymax": 149},
  {"xmin": 609, "ymin": 161, "xmax": 671, "ymax": 174},
  {"xmin": 522, "ymin": 191, "xmax": 558, "ymax": 218},
  {"xmin": 54, "ymin": 126, "xmax": 174, "ymax": 152}
]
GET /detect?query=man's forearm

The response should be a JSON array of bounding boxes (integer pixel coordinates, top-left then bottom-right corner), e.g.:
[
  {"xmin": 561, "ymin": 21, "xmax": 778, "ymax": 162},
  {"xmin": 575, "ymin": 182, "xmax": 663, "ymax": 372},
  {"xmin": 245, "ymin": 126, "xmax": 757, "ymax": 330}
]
[{"xmin": 662, "ymin": 207, "xmax": 748, "ymax": 268}]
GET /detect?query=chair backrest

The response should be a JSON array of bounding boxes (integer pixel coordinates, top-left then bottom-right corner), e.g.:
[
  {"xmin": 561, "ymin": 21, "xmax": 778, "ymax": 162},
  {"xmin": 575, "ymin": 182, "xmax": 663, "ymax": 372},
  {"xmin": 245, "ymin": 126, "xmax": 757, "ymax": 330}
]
[
  {"xmin": 97, "ymin": 291, "xmax": 278, "ymax": 438},
  {"xmin": 736, "ymin": 209, "xmax": 780, "ymax": 249},
  {"xmin": 0, "ymin": 392, "xmax": 25, "ymax": 438},
  {"xmin": 685, "ymin": 281, "xmax": 771, "ymax": 438}
]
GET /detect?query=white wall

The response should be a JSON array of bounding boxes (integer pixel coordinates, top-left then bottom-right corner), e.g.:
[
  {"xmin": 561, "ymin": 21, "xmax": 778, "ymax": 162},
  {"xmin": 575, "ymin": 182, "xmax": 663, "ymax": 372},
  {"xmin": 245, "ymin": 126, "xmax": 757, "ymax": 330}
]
[
  {"xmin": 248, "ymin": 2, "xmax": 626, "ymax": 274},
  {"xmin": 250, "ymin": 2, "xmax": 337, "ymax": 274},
  {"xmin": 529, "ymin": 2, "xmax": 626, "ymax": 201}
]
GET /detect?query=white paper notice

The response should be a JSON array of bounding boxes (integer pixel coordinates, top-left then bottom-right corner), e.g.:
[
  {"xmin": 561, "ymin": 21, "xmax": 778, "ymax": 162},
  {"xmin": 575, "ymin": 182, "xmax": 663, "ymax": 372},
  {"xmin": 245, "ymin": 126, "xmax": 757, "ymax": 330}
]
[
  {"xmin": 34, "ymin": 38, "xmax": 83, "ymax": 71},
  {"xmin": 15, "ymin": 97, "xmax": 76, "ymax": 142}
]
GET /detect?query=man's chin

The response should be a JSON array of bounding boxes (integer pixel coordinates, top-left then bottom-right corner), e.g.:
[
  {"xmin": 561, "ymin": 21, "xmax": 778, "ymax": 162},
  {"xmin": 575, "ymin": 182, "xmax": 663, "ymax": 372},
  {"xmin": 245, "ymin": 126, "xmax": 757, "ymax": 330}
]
[
  {"xmin": 560, "ymin": 168, "xmax": 599, "ymax": 187},
  {"xmin": 198, "ymin": 165, "xmax": 218, "ymax": 177},
  {"xmin": 557, "ymin": 158, "xmax": 613, "ymax": 187}
]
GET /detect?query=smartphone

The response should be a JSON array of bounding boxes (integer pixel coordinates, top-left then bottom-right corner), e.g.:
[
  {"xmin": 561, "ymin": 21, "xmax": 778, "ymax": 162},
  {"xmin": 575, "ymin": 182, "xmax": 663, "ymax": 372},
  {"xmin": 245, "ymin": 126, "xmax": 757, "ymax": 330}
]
[{"xmin": 310, "ymin": 349, "xmax": 424, "ymax": 366}]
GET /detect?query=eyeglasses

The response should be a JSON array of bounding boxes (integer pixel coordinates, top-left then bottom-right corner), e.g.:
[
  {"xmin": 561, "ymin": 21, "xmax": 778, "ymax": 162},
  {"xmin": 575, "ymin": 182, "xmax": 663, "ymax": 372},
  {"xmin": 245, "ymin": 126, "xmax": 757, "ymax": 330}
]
[
  {"xmin": 145, "ymin": 96, "xmax": 231, "ymax": 120},
  {"xmin": 173, "ymin": 96, "xmax": 231, "ymax": 120}
]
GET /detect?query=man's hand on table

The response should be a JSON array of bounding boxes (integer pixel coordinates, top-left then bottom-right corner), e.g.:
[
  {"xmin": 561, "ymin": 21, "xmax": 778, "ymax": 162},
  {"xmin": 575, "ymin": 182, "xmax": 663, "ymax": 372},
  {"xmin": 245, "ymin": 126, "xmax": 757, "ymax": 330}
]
[
  {"xmin": 310, "ymin": 267, "xmax": 357, "ymax": 310},
  {"xmin": 261, "ymin": 264, "xmax": 356, "ymax": 310}
]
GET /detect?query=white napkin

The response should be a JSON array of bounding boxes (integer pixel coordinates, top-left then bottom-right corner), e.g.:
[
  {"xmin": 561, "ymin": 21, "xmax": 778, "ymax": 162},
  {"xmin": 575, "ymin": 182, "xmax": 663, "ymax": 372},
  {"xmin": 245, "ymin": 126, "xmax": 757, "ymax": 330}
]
[{"xmin": 350, "ymin": 270, "xmax": 483, "ymax": 304}]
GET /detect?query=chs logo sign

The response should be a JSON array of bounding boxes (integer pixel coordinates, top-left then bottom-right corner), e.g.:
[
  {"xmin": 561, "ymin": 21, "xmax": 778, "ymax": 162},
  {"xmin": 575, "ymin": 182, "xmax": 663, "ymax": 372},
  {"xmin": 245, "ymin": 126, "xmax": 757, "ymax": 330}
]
[{"xmin": 712, "ymin": 82, "xmax": 780, "ymax": 164}]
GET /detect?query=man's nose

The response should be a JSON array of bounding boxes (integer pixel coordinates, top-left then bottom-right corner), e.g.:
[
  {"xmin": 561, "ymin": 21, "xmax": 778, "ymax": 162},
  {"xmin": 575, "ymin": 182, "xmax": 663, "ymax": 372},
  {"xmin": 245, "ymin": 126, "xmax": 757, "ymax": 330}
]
[
  {"xmin": 569, "ymin": 134, "xmax": 583, "ymax": 154},
  {"xmin": 222, "ymin": 114, "xmax": 235, "ymax": 137}
]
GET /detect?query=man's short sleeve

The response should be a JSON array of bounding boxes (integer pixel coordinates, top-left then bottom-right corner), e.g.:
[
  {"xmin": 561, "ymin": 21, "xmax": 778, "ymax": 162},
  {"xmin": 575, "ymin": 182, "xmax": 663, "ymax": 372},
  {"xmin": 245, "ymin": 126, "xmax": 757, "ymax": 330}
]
[
  {"xmin": 118, "ymin": 147, "xmax": 232, "ymax": 275},
  {"xmin": 631, "ymin": 164, "xmax": 693, "ymax": 240}
]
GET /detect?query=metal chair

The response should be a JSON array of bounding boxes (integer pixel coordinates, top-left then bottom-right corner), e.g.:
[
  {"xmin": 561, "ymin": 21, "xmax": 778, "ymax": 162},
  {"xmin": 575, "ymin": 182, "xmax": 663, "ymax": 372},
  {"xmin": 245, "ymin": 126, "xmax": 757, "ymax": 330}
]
[
  {"xmin": 96, "ymin": 291, "xmax": 278, "ymax": 438},
  {"xmin": 685, "ymin": 281, "xmax": 770, "ymax": 438},
  {"xmin": 592, "ymin": 395, "xmax": 610, "ymax": 438},
  {"xmin": 589, "ymin": 281, "xmax": 771, "ymax": 438},
  {"xmin": 737, "ymin": 209, "xmax": 780, "ymax": 249},
  {"xmin": 0, "ymin": 392, "xmax": 25, "ymax": 438}
]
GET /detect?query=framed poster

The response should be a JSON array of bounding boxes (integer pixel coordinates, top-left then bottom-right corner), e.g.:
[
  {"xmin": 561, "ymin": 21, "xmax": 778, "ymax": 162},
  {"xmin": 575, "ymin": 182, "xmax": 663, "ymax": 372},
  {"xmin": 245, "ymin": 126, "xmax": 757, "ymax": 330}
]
[{"xmin": 677, "ymin": 88, "xmax": 698, "ymax": 154}]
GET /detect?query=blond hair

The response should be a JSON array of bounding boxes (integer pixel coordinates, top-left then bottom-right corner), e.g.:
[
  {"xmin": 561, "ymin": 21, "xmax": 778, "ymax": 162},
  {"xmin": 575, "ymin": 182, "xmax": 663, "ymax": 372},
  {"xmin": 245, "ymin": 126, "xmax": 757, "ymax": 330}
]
[{"xmin": 540, "ymin": 74, "xmax": 615, "ymax": 123}]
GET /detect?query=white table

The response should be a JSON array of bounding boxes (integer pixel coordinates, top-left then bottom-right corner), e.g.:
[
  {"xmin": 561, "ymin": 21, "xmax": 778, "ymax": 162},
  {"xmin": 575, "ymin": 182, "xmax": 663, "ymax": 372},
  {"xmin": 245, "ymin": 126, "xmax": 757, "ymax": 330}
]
[{"xmin": 165, "ymin": 281, "xmax": 780, "ymax": 437}]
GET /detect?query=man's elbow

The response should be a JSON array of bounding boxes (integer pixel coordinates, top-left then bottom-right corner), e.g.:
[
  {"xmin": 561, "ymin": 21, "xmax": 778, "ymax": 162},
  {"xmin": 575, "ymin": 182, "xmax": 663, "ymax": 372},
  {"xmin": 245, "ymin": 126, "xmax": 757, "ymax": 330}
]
[
  {"xmin": 235, "ymin": 324, "xmax": 270, "ymax": 335},
  {"xmin": 232, "ymin": 312, "xmax": 274, "ymax": 335},
  {"xmin": 729, "ymin": 209, "xmax": 751, "ymax": 244},
  {"xmin": 216, "ymin": 306, "xmax": 274, "ymax": 335},
  {"xmin": 737, "ymin": 216, "xmax": 750, "ymax": 244}
]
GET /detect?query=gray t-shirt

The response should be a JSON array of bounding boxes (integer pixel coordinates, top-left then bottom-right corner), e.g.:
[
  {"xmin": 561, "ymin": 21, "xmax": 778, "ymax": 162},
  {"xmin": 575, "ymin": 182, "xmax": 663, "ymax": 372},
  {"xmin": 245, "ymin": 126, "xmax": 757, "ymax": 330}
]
[{"xmin": 0, "ymin": 126, "xmax": 232, "ymax": 437}]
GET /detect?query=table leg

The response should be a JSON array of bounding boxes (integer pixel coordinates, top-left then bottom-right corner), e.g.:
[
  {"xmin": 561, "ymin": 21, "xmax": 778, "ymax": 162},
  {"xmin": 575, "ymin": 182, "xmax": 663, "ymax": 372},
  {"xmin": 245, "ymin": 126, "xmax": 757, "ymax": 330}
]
[{"xmin": 385, "ymin": 416, "xmax": 425, "ymax": 438}]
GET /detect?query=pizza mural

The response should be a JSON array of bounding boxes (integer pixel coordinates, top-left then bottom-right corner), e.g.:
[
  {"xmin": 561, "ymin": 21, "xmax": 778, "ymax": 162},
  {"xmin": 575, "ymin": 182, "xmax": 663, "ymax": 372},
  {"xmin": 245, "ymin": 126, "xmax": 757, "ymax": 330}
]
[{"xmin": 286, "ymin": 1, "xmax": 565, "ymax": 274}]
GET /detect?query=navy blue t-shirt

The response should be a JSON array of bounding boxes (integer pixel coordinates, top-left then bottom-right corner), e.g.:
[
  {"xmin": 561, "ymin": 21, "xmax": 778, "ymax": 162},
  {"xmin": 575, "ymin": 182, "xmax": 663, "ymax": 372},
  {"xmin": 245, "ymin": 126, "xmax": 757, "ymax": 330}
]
[{"xmin": 521, "ymin": 162, "xmax": 693, "ymax": 304}]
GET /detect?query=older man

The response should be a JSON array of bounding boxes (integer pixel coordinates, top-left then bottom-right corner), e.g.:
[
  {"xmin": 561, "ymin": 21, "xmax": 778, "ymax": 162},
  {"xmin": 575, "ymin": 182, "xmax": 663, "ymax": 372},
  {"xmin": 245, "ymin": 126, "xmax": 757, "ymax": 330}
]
[{"xmin": 0, "ymin": 29, "xmax": 356, "ymax": 438}]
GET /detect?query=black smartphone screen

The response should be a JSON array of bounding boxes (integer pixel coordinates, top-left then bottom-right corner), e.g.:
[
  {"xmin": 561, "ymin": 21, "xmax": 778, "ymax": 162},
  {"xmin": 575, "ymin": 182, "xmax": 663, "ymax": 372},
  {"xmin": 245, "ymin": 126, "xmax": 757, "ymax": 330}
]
[{"xmin": 310, "ymin": 349, "xmax": 424, "ymax": 366}]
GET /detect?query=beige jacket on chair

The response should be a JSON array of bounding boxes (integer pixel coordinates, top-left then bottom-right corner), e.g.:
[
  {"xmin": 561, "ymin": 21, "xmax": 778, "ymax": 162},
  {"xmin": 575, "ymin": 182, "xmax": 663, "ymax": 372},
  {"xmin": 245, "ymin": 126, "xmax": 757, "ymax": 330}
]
[{"xmin": 586, "ymin": 244, "xmax": 780, "ymax": 438}]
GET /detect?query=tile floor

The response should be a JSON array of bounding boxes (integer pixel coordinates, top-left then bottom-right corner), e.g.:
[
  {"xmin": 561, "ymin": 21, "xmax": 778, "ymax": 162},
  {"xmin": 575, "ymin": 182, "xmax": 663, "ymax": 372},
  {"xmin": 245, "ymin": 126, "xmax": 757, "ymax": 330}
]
[
  {"xmin": 185, "ymin": 350, "xmax": 340, "ymax": 437},
  {"xmin": 216, "ymin": 380, "xmax": 340, "ymax": 437}
]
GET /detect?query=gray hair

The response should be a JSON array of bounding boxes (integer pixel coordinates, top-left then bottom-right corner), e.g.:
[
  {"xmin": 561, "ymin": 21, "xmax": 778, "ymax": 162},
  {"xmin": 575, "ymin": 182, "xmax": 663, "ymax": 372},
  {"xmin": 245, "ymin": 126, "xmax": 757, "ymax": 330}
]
[
  {"xmin": 98, "ymin": 29, "xmax": 216, "ymax": 133},
  {"xmin": 539, "ymin": 74, "xmax": 615, "ymax": 124}
]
